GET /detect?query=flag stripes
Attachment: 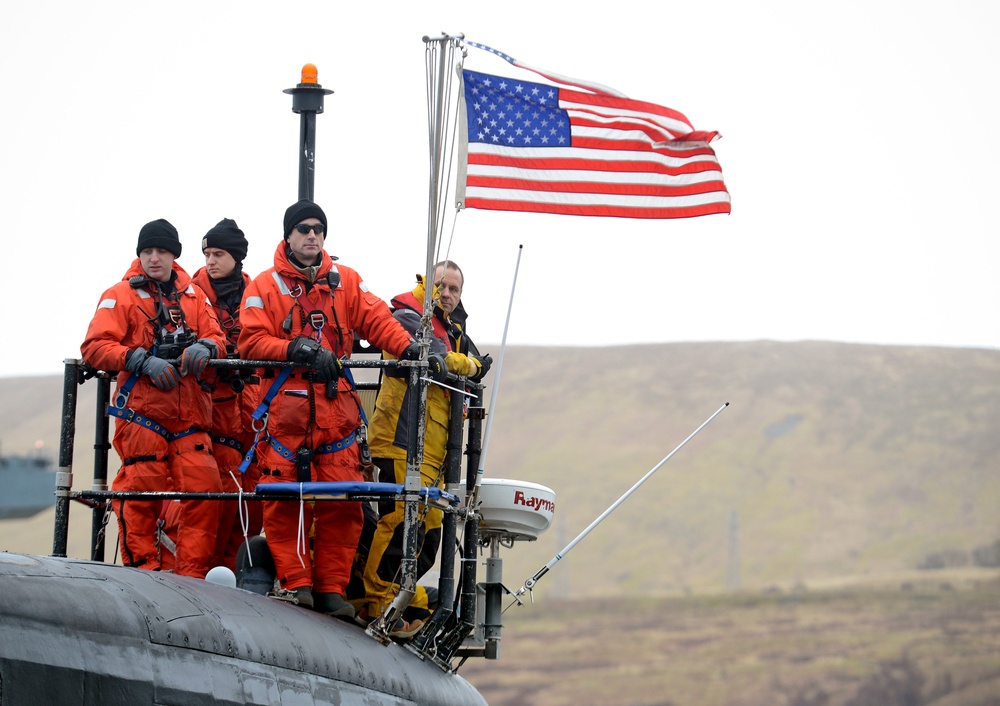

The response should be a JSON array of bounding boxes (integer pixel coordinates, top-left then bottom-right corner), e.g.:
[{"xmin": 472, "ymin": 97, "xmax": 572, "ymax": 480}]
[{"xmin": 458, "ymin": 68, "xmax": 730, "ymax": 220}]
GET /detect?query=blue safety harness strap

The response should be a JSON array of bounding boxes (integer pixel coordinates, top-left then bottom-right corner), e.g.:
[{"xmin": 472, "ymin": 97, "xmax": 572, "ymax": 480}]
[
  {"xmin": 316, "ymin": 431, "xmax": 359, "ymax": 454},
  {"xmin": 236, "ymin": 366, "xmax": 293, "ymax": 473},
  {"xmin": 112, "ymin": 370, "xmax": 141, "ymax": 409},
  {"xmin": 211, "ymin": 435, "xmax": 244, "ymax": 453},
  {"xmin": 265, "ymin": 428, "xmax": 358, "ymax": 460},
  {"xmin": 107, "ymin": 407, "xmax": 170, "ymax": 439},
  {"xmin": 106, "ymin": 407, "xmax": 200, "ymax": 442},
  {"xmin": 251, "ymin": 367, "xmax": 293, "ymax": 421},
  {"xmin": 237, "ymin": 439, "xmax": 260, "ymax": 474}
]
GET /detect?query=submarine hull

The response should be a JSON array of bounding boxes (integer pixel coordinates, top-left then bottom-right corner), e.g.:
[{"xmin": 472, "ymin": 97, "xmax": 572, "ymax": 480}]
[{"xmin": 0, "ymin": 552, "xmax": 486, "ymax": 705}]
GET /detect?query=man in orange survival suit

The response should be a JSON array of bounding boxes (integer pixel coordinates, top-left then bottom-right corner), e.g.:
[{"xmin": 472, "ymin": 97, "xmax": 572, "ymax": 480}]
[
  {"xmin": 357, "ymin": 261, "xmax": 490, "ymax": 631},
  {"xmin": 81, "ymin": 219, "xmax": 226, "ymax": 578},
  {"xmin": 160, "ymin": 218, "xmax": 263, "ymax": 572},
  {"xmin": 238, "ymin": 199, "xmax": 418, "ymax": 619}
]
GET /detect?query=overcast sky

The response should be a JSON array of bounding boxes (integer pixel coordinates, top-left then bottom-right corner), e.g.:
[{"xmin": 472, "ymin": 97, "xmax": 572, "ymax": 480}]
[{"xmin": 2, "ymin": 1, "xmax": 997, "ymax": 378}]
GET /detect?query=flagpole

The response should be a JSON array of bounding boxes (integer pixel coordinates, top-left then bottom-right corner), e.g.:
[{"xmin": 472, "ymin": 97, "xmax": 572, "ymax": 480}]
[{"xmin": 368, "ymin": 32, "xmax": 465, "ymax": 644}]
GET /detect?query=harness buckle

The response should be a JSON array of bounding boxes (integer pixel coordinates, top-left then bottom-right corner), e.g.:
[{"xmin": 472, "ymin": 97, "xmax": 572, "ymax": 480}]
[
  {"xmin": 357, "ymin": 423, "xmax": 372, "ymax": 465},
  {"xmin": 357, "ymin": 423, "xmax": 374, "ymax": 481},
  {"xmin": 308, "ymin": 310, "xmax": 327, "ymax": 331}
]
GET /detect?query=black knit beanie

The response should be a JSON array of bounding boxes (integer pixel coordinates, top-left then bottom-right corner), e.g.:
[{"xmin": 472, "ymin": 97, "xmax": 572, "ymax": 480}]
[
  {"xmin": 201, "ymin": 218, "xmax": 248, "ymax": 262},
  {"xmin": 282, "ymin": 199, "xmax": 327, "ymax": 240},
  {"xmin": 136, "ymin": 219, "xmax": 182, "ymax": 258}
]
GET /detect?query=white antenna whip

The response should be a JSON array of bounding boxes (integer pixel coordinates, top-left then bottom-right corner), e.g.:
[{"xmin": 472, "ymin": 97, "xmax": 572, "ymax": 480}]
[
  {"xmin": 469, "ymin": 243, "xmax": 523, "ymax": 510},
  {"xmin": 511, "ymin": 402, "xmax": 730, "ymax": 604}
]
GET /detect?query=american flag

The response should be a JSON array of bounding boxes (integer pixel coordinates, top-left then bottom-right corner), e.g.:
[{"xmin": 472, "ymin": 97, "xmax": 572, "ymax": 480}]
[{"xmin": 457, "ymin": 51, "xmax": 730, "ymax": 220}]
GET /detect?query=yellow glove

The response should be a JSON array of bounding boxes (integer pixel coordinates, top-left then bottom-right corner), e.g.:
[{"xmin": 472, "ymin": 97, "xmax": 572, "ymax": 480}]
[{"xmin": 444, "ymin": 351, "xmax": 480, "ymax": 377}]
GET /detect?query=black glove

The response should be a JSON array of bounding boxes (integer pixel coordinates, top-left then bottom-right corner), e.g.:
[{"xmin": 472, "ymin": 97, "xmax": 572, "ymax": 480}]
[
  {"xmin": 125, "ymin": 347, "xmax": 180, "ymax": 390},
  {"xmin": 311, "ymin": 346, "xmax": 343, "ymax": 382},
  {"xmin": 288, "ymin": 336, "xmax": 323, "ymax": 365},
  {"xmin": 426, "ymin": 353, "xmax": 449, "ymax": 382},
  {"xmin": 287, "ymin": 336, "xmax": 341, "ymax": 382},
  {"xmin": 472, "ymin": 353, "xmax": 493, "ymax": 381},
  {"xmin": 399, "ymin": 341, "xmax": 422, "ymax": 362},
  {"xmin": 180, "ymin": 339, "xmax": 216, "ymax": 377}
]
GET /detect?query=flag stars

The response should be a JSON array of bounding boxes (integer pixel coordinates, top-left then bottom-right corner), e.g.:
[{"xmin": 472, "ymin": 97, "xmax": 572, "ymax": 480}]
[{"xmin": 465, "ymin": 70, "xmax": 572, "ymax": 147}]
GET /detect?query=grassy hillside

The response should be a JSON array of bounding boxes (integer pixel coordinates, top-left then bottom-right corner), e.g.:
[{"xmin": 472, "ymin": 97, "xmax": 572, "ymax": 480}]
[
  {"xmin": 460, "ymin": 570, "xmax": 1000, "ymax": 706},
  {"xmin": 2, "ymin": 342, "xmax": 999, "ymax": 600},
  {"xmin": 486, "ymin": 342, "xmax": 1000, "ymax": 599}
]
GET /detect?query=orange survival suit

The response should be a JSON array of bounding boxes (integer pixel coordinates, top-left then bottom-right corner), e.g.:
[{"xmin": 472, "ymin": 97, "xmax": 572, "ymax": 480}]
[
  {"xmin": 81, "ymin": 259, "xmax": 227, "ymax": 578},
  {"xmin": 238, "ymin": 241, "xmax": 413, "ymax": 596},
  {"xmin": 159, "ymin": 266, "xmax": 262, "ymax": 572}
]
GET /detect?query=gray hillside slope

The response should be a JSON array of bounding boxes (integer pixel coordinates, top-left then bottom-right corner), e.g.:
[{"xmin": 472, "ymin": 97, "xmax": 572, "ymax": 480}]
[
  {"xmin": 2, "ymin": 341, "xmax": 998, "ymax": 598},
  {"xmin": 484, "ymin": 341, "xmax": 1000, "ymax": 598}
]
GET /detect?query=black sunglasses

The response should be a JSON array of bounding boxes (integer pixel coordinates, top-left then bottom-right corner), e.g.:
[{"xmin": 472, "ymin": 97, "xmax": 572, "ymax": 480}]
[{"xmin": 294, "ymin": 223, "xmax": 326, "ymax": 235}]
